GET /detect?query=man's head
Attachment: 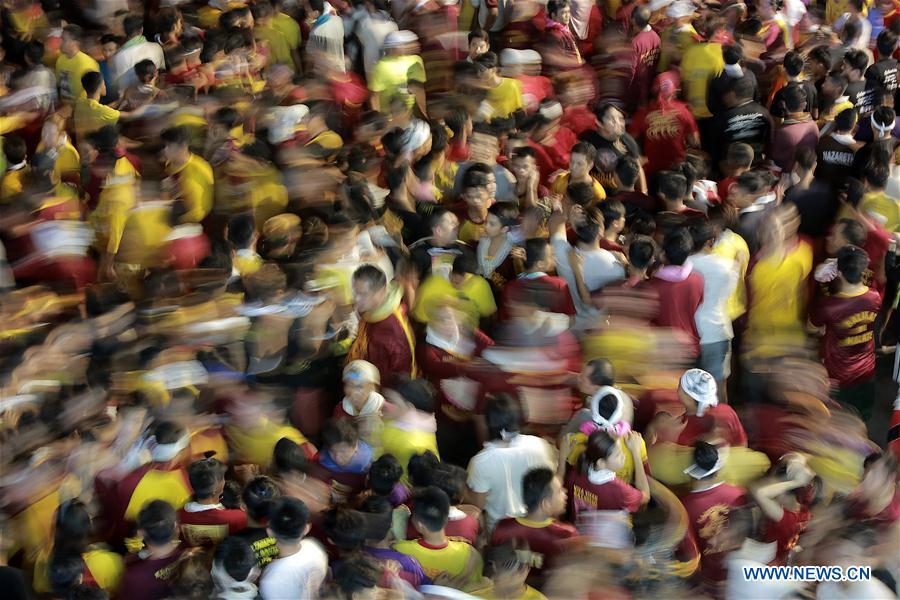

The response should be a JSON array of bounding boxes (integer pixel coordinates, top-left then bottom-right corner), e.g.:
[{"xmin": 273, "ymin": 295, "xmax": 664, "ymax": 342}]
[
  {"xmin": 123, "ymin": 15, "xmax": 144, "ymax": 40},
  {"xmin": 723, "ymin": 43, "xmax": 743, "ymax": 67},
  {"xmin": 2, "ymin": 135, "xmax": 27, "ymax": 167},
  {"xmin": 161, "ymin": 126, "xmax": 191, "ymax": 164},
  {"xmin": 877, "ymin": 29, "xmax": 898, "ymax": 60},
  {"xmin": 343, "ymin": 360, "xmax": 379, "ymax": 410},
  {"xmin": 631, "ymin": 5, "xmax": 651, "ymax": 30},
  {"xmin": 662, "ymin": 227, "xmax": 693, "ymax": 266},
  {"xmin": 461, "ymin": 165, "xmax": 493, "ymax": 212},
  {"xmin": 615, "ymin": 156, "xmax": 640, "ymax": 190},
  {"xmin": 677, "ymin": 368, "xmax": 717, "ymax": 416},
  {"xmin": 428, "ymin": 207, "xmax": 460, "ymax": 247},
  {"xmin": 871, "ymin": 106, "xmax": 896, "ymax": 140},
  {"xmin": 134, "ymin": 59, "xmax": 158, "ymax": 85},
  {"xmin": 578, "ymin": 358, "xmax": 615, "ymax": 396},
  {"xmin": 524, "ymin": 237, "xmax": 554, "ymax": 272},
  {"xmin": 137, "ymin": 500, "xmax": 178, "ymax": 548},
  {"xmin": 81, "ymin": 71, "xmax": 105, "ymax": 100},
  {"xmin": 569, "ymin": 142, "xmax": 596, "ymax": 181},
  {"xmin": 657, "ymin": 170, "xmax": 688, "ymax": 205},
  {"xmin": 729, "ymin": 171, "xmax": 768, "ymax": 209},
  {"xmin": 510, "ymin": 146, "xmax": 537, "ymax": 184},
  {"xmin": 843, "ymin": 49, "xmax": 869, "ymax": 81},
  {"xmin": 368, "ymin": 454, "xmax": 403, "ymax": 496},
  {"xmin": 808, "ymin": 45, "xmax": 833, "ymax": 80},
  {"xmin": 597, "ymin": 104, "xmax": 625, "ymax": 139},
  {"xmin": 385, "ymin": 379, "xmax": 435, "ymax": 415},
  {"xmin": 213, "ymin": 537, "xmax": 258, "ymax": 589},
  {"xmin": 321, "ymin": 419, "xmax": 361, "ymax": 467},
  {"xmin": 783, "ymin": 50, "xmax": 805, "ymax": 78},
  {"xmin": 600, "ymin": 199, "xmax": 626, "ymax": 235},
  {"xmin": 485, "ymin": 202, "xmax": 519, "ymax": 238},
  {"xmin": 267, "ymin": 497, "xmax": 311, "ymax": 544},
  {"xmin": 727, "ymin": 75, "xmax": 756, "ymax": 107},
  {"xmin": 243, "ymin": 476, "xmax": 281, "ymax": 522},
  {"xmin": 352, "ymin": 264, "xmax": 388, "ymax": 314},
  {"xmin": 227, "ymin": 212, "xmax": 256, "ymax": 251},
  {"xmin": 410, "ymin": 486, "xmax": 451, "ymax": 535},
  {"xmin": 188, "ymin": 458, "xmax": 227, "ymax": 502},
  {"xmin": 468, "ymin": 28, "xmax": 489, "ymax": 59},
  {"xmin": 863, "ymin": 161, "xmax": 890, "ymax": 191},
  {"xmin": 547, "ymin": 0, "xmax": 571, "ymax": 25},
  {"xmin": 783, "ymin": 83, "xmax": 808, "ymax": 115},
  {"xmin": 523, "ymin": 467, "xmax": 567, "ymax": 517},
  {"xmin": 322, "ymin": 508, "xmax": 367, "ymax": 553},
  {"xmin": 836, "ymin": 244, "xmax": 870, "ymax": 285},
  {"xmin": 61, "ymin": 24, "xmax": 83, "ymax": 57},
  {"xmin": 628, "ymin": 235, "xmax": 657, "ymax": 271},
  {"xmin": 793, "ymin": 145, "xmax": 817, "ymax": 176},
  {"xmin": 727, "ymin": 143, "xmax": 754, "ymax": 172},
  {"xmin": 485, "ymin": 393, "xmax": 521, "ymax": 441}
]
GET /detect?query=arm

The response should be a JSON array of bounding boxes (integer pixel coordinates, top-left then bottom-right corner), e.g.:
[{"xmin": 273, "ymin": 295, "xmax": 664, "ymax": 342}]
[
  {"xmin": 409, "ymin": 82, "xmax": 428, "ymax": 119},
  {"xmin": 625, "ymin": 432, "xmax": 651, "ymax": 505}
]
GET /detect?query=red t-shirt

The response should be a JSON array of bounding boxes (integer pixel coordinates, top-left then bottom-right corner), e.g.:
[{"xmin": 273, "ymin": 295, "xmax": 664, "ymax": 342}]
[
  {"xmin": 491, "ymin": 516, "xmax": 578, "ymax": 582},
  {"xmin": 518, "ymin": 74, "xmax": 555, "ymax": 112},
  {"xmin": 677, "ymin": 404, "xmax": 748, "ymax": 448},
  {"xmin": 565, "ymin": 469, "xmax": 644, "ymax": 521},
  {"xmin": 762, "ymin": 506, "xmax": 810, "ymax": 565},
  {"xmin": 646, "ymin": 270, "xmax": 705, "ymax": 357},
  {"xmin": 863, "ymin": 223, "xmax": 891, "ymax": 293},
  {"xmin": 528, "ymin": 126, "xmax": 579, "ymax": 185},
  {"xmin": 178, "ymin": 505, "xmax": 247, "ymax": 546},
  {"xmin": 809, "ymin": 288, "xmax": 882, "ymax": 387},
  {"xmin": 499, "ymin": 274, "xmax": 576, "ymax": 319},
  {"xmin": 629, "ymin": 100, "xmax": 698, "ymax": 174},
  {"xmin": 629, "ymin": 29, "xmax": 662, "ymax": 108},
  {"xmin": 680, "ymin": 483, "xmax": 748, "ymax": 583},
  {"xmin": 599, "ymin": 238, "xmax": 624, "ymax": 253},
  {"xmin": 562, "ymin": 105, "xmax": 599, "ymax": 137},
  {"xmin": 120, "ymin": 548, "xmax": 184, "ymax": 600}
]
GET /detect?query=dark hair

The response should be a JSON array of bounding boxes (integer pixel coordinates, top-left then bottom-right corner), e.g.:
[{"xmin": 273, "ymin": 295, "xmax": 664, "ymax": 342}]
[
  {"xmin": 809, "ymin": 45, "xmax": 834, "ymax": 70},
  {"xmin": 727, "ymin": 143, "xmax": 754, "ymax": 168},
  {"xmin": 782, "ymin": 50, "xmax": 804, "ymax": 77},
  {"xmin": 81, "ymin": 70, "xmax": 104, "ymax": 96},
  {"xmin": 332, "ymin": 554, "xmax": 381, "ymax": 596},
  {"xmin": 663, "ymin": 227, "xmax": 693, "ymax": 266},
  {"xmin": 227, "ymin": 212, "xmax": 255, "ymax": 250},
  {"xmin": 586, "ymin": 358, "xmax": 615, "ymax": 386},
  {"xmin": 452, "ymin": 251, "xmax": 479, "ymax": 276},
  {"xmin": 138, "ymin": 500, "xmax": 178, "ymax": 546},
  {"xmin": 357, "ymin": 494, "xmax": 394, "ymax": 541},
  {"xmin": 628, "ymin": 235, "xmax": 656, "ymax": 269},
  {"xmin": 188, "ymin": 458, "xmax": 225, "ymax": 500},
  {"xmin": 410, "ymin": 486, "xmax": 451, "ymax": 532},
  {"xmin": 571, "ymin": 141, "xmax": 597, "ymax": 165},
  {"xmin": 782, "ymin": 84, "xmax": 807, "ymax": 113},
  {"xmin": 863, "ymin": 161, "xmax": 890, "ymax": 189},
  {"xmin": 657, "ymin": 171, "xmax": 687, "ymax": 202},
  {"xmin": 392, "ymin": 379, "xmax": 435, "ymax": 413},
  {"xmin": 468, "ymin": 28, "xmax": 489, "ymax": 44},
  {"xmin": 63, "ymin": 24, "xmax": 84, "ymax": 42},
  {"xmin": 368, "ymin": 454, "xmax": 403, "ymax": 496},
  {"xmin": 615, "ymin": 156, "xmax": 641, "ymax": 188},
  {"xmin": 462, "ymin": 166, "xmax": 492, "ymax": 192},
  {"xmin": 596, "ymin": 102, "xmax": 621, "ymax": 123},
  {"xmin": 475, "ymin": 51, "xmax": 499, "ymax": 71},
  {"xmin": 594, "ymin": 392, "xmax": 621, "ymax": 421},
  {"xmin": 838, "ymin": 218, "xmax": 867, "ymax": 247},
  {"xmin": 600, "ymin": 199, "xmax": 625, "ymax": 227},
  {"xmin": 430, "ymin": 463, "xmax": 467, "ymax": 504},
  {"xmin": 794, "ymin": 145, "xmax": 817, "ymax": 171},
  {"xmin": 322, "ymin": 418, "xmax": 360, "ymax": 450},
  {"xmin": 161, "ymin": 126, "xmax": 190, "ymax": 147},
  {"xmin": 2, "ymin": 135, "xmax": 26, "ymax": 166},
  {"xmin": 844, "ymin": 49, "xmax": 869, "ymax": 74},
  {"xmin": 49, "ymin": 552, "xmax": 86, "ymax": 595},
  {"xmin": 322, "ymin": 508, "xmax": 367, "ymax": 552},
  {"xmin": 214, "ymin": 537, "xmax": 257, "ymax": 583},
  {"xmin": 352, "ymin": 264, "xmax": 387, "ymax": 290},
  {"xmin": 877, "ymin": 29, "xmax": 898, "ymax": 58},
  {"xmin": 632, "ymin": 5, "xmax": 651, "ymax": 29},
  {"xmin": 690, "ymin": 220, "xmax": 718, "ymax": 250},
  {"xmin": 426, "ymin": 206, "xmax": 453, "ymax": 236},
  {"xmin": 837, "ymin": 245, "xmax": 869, "ymax": 284},
  {"xmin": 512, "ymin": 145, "xmax": 537, "ymax": 161},
  {"xmin": 524, "ymin": 237, "xmax": 550, "ymax": 270},
  {"xmin": 547, "ymin": 0, "xmax": 569, "ymax": 19},
  {"xmin": 484, "ymin": 543, "xmax": 527, "ymax": 577},
  {"xmin": 489, "ymin": 202, "xmax": 520, "ymax": 228},
  {"xmin": 214, "ymin": 107, "xmax": 242, "ymax": 130},
  {"xmin": 24, "ymin": 40, "xmax": 45, "ymax": 65},
  {"xmin": 734, "ymin": 170, "xmax": 768, "ymax": 195},
  {"xmin": 522, "ymin": 467, "xmax": 556, "ymax": 513},
  {"xmin": 844, "ymin": 177, "xmax": 866, "ymax": 207},
  {"xmin": 134, "ymin": 58, "xmax": 157, "ymax": 84},
  {"xmin": 723, "ymin": 43, "xmax": 743, "ymax": 66},
  {"xmin": 730, "ymin": 75, "xmax": 756, "ymax": 101},
  {"xmin": 408, "ymin": 450, "xmax": 441, "ymax": 487},
  {"xmin": 581, "ymin": 430, "xmax": 617, "ymax": 473},
  {"xmin": 54, "ymin": 500, "xmax": 92, "ymax": 557},
  {"xmin": 485, "ymin": 393, "xmax": 521, "ymax": 441},
  {"xmin": 273, "ymin": 437, "xmax": 309, "ymax": 476},
  {"xmin": 153, "ymin": 420, "xmax": 185, "ymax": 445},
  {"xmin": 693, "ymin": 441, "xmax": 720, "ymax": 475},
  {"xmin": 567, "ymin": 181, "xmax": 597, "ymax": 208},
  {"xmin": 268, "ymin": 497, "xmax": 310, "ymax": 541},
  {"xmin": 67, "ymin": 584, "xmax": 109, "ymax": 600},
  {"xmin": 242, "ymin": 476, "xmax": 281, "ymax": 521}
]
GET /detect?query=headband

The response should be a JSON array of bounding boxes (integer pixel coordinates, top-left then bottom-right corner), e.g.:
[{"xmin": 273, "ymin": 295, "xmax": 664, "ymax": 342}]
[
  {"xmin": 400, "ymin": 120, "xmax": 430, "ymax": 156},
  {"xmin": 684, "ymin": 453, "xmax": 726, "ymax": 479},
  {"xmin": 872, "ymin": 113, "xmax": 895, "ymax": 136}
]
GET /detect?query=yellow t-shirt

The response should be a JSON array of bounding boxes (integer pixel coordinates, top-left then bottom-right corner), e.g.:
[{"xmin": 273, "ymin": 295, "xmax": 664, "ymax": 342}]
[
  {"xmin": 115, "ymin": 202, "xmax": 172, "ymax": 267},
  {"xmin": 412, "ymin": 273, "xmax": 497, "ymax": 325},
  {"xmin": 233, "ymin": 249, "xmax": 263, "ymax": 276},
  {"xmin": 124, "ymin": 468, "xmax": 193, "ymax": 522},
  {"xmin": 256, "ymin": 22, "xmax": 294, "ymax": 69},
  {"xmin": 226, "ymin": 419, "xmax": 308, "ymax": 468},
  {"xmin": 712, "ymin": 229, "xmax": 750, "ymax": 320},
  {"xmin": 378, "ymin": 422, "xmax": 439, "ymax": 485},
  {"xmin": 659, "ymin": 24, "xmax": 700, "ymax": 72},
  {"xmin": 826, "ymin": 0, "xmax": 871, "ymax": 24},
  {"xmin": 1, "ymin": 167, "xmax": 27, "ymax": 201},
  {"xmin": 55, "ymin": 140, "xmax": 81, "ymax": 183},
  {"xmin": 73, "ymin": 97, "xmax": 120, "ymax": 140},
  {"xmin": 564, "ymin": 430, "xmax": 648, "ymax": 484},
  {"xmin": 485, "ymin": 78, "xmax": 524, "ymax": 120},
  {"xmin": 550, "ymin": 172, "xmax": 607, "ymax": 202},
  {"xmin": 166, "ymin": 153, "xmax": 215, "ymax": 223},
  {"xmin": 858, "ymin": 191, "xmax": 900, "ymax": 232},
  {"xmin": 369, "ymin": 55, "xmax": 427, "ymax": 111},
  {"xmin": 478, "ymin": 585, "xmax": 547, "ymax": 600},
  {"xmin": 55, "ymin": 51, "xmax": 99, "ymax": 102},
  {"xmin": 305, "ymin": 130, "xmax": 344, "ymax": 162},
  {"xmin": 459, "ymin": 218, "xmax": 486, "ymax": 246},
  {"xmin": 91, "ymin": 182, "xmax": 137, "ymax": 255},
  {"xmin": 746, "ymin": 240, "xmax": 813, "ymax": 356},
  {"xmin": 393, "ymin": 539, "xmax": 483, "ymax": 588},
  {"xmin": 274, "ymin": 12, "xmax": 302, "ymax": 49},
  {"xmin": 680, "ymin": 42, "xmax": 725, "ymax": 119},
  {"xmin": 33, "ymin": 548, "xmax": 124, "ymax": 594}
]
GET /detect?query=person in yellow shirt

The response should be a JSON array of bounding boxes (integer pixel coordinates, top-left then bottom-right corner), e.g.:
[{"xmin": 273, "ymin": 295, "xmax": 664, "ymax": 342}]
[
  {"xmin": 393, "ymin": 486, "xmax": 484, "ymax": 591},
  {"xmin": 680, "ymin": 33, "xmax": 725, "ymax": 120},
  {"xmin": 369, "ymin": 30, "xmax": 427, "ymax": 116},
  {"xmin": 479, "ymin": 543, "xmax": 546, "ymax": 600},
  {"xmin": 478, "ymin": 52, "xmax": 525, "ymax": 122},
  {"xmin": 550, "ymin": 141, "xmax": 607, "ymax": 204},
  {"xmin": 74, "ymin": 71, "xmax": 120, "ymax": 141},
  {"xmin": 0, "ymin": 136, "xmax": 29, "ymax": 201},
  {"xmin": 658, "ymin": 1, "xmax": 701, "ymax": 71},
  {"xmin": 273, "ymin": 1, "xmax": 303, "ymax": 70},
  {"xmin": 413, "ymin": 253, "xmax": 497, "ymax": 325},
  {"xmin": 37, "ymin": 117, "xmax": 81, "ymax": 187},
  {"xmin": 378, "ymin": 380, "xmax": 440, "ymax": 484},
  {"xmin": 55, "ymin": 24, "xmax": 100, "ymax": 102},
  {"xmin": 303, "ymin": 101, "xmax": 344, "ymax": 162},
  {"xmin": 253, "ymin": 1, "xmax": 301, "ymax": 72},
  {"xmin": 857, "ymin": 163, "xmax": 900, "ymax": 232},
  {"xmin": 161, "ymin": 126, "xmax": 214, "ymax": 224},
  {"xmin": 228, "ymin": 212, "xmax": 262, "ymax": 276}
]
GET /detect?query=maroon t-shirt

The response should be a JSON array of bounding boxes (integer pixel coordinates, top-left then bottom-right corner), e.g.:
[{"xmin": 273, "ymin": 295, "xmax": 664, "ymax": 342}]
[
  {"xmin": 120, "ymin": 548, "xmax": 184, "ymax": 600},
  {"xmin": 499, "ymin": 274, "xmax": 576, "ymax": 319},
  {"xmin": 772, "ymin": 119, "xmax": 819, "ymax": 172},
  {"xmin": 629, "ymin": 28, "xmax": 662, "ymax": 109},
  {"xmin": 610, "ymin": 190, "xmax": 659, "ymax": 213},
  {"xmin": 629, "ymin": 100, "xmax": 698, "ymax": 174},
  {"xmin": 809, "ymin": 289, "xmax": 882, "ymax": 387},
  {"xmin": 491, "ymin": 517, "xmax": 578, "ymax": 583},
  {"xmin": 762, "ymin": 507, "xmax": 810, "ymax": 565},
  {"xmin": 646, "ymin": 270, "xmax": 705, "ymax": 357},
  {"xmin": 680, "ymin": 483, "xmax": 748, "ymax": 583},
  {"xmin": 177, "ymin": 505, "xmax": 247, "ymax": 547},
  {"xmin": 677, "ymin": 404, "xmax": 748, "ymax": 448},
  {"xmin": 564, "ymin": 469, "xmax": 644, "ymax": 521}
]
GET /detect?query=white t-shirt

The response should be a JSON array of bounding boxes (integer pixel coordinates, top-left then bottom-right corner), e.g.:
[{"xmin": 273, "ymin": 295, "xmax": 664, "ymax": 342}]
[
  {"xmin": 259, "ymin": 539, "xmax": 328, "ymax": 599},
  {"xmin": 110, "ymin": 40, "xmax": 165, "ymax": 90},
  {"xmin": 687, "ymin": 252, "xmax": 738, "ymax": 344},
  {"xmin": 817, "ymin": 580, "xmax": 895, "ymax": 599},
  {"xmin": 467, "ymin": 434, "xmax": 555, "ymax": 529},
  {"xmin": 551, "ymin": 233, "xmax": 626, "ymax": 314},
  {"xmin": 352, "ymin": 10, "xmax": 398, "ymax": 78}
]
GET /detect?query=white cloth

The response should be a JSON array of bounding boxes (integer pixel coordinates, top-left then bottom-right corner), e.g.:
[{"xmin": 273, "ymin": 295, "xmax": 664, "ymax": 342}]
[
  {"xmin": 816, "ymin": 580, "xmax": 895, "ymax": 599},
  {"xmin": 259, "ymin": 539, "xmax": 328, "ymax": 600},
  {"xmin": 309, "ymin": 15, "xmax": 346, "ymax": 73},
  {"xmin": 550, "ymin": 233, "xmax": 626, "ymax": 314},
  {"xmin": 725, "ymin": 540, "xmax": 803, "ymax": 600},
  {"xmin": 467, "ymin": 434, "xmax": 555, "ymax": 529},
  {"xmin": 110, "ymin": 40, "xmax": 165, "ymax": 90},
  {"xmin": 568, "ymin": 0, "xmax": 594, "ymax": 40},
  {"xmin": 352, "ymin": 10, "xmax": 398, "ymax": 77},
  {"xmin": 687, "ymin": 253, "xmax": 738, "ymax": 344},
  {"xmin": 340, "ymin": 391, "xmax": 385, "ymax": 417}
]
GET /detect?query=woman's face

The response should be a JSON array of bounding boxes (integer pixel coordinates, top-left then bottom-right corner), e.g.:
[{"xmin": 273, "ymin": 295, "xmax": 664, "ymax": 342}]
[
  {"xmin": 343, "ymin": 379, "xmax": 374, "ymax": 408},
  {"xmin": 570, "ymin": 151, "xmax": 592, "ymax": 180},
  {"xmin": 605, "ymin": 443, "xmax": 626, "ymax": 472},
  {"xmin": 484, "ymin": 213, "xmax": 504, "ymax": 238}
]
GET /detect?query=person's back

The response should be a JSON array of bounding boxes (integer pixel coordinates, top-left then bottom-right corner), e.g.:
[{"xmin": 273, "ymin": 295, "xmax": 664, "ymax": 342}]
[
  {"xmin": 681, "ymin": 41, "xmax": 725, "ymax": 119},
  {"xmin": 121, "ymin": 500, "xmax": 185, "ymax": 600},
  {"xmin": 259, "ymin": 497, "xmax": 328, "ymax": 599},
  {"xmin": 648, "ymin": 229, "xmax": 705, "ymax": 357}
]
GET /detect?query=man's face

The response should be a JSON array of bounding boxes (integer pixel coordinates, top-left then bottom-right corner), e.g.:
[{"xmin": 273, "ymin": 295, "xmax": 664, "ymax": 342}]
[
  {"xmin": 678, "ymin": 386, "xmax": 697, "ymax": 416},
  {"xmin": 545, "ymin": 475, "xmax": 568, "ymax": 517},
  {"xmin": 570, "ymin": 151, "xmax": 592, "ymax": 180},
  {"xmin": 343, "ymin": 379, "xmax": 373, "ymax": 408},
  {"xmin": 61, "ymin": 33, "xmax": 77, "ymax": 56},
  {"xmin": 577, "ymin": 364, "xmax": 597, "ymax": 395},
  {"xmin": 554, "ymin": 5, "xmax": 572, "ymax": 25},
  {"xmin": 329, "ymin": 442, "xmax": 358, "ymax": 466},
  {"xmin": 433, "ymin": 212, "xmax": 460, "ymax": 246},
  {"xmin": 352, "ymin": 279, "xmax": 386, "ymax": 314},
  {"xmin": 469, "ymin": 38, "xmax": 489, "ymax": 58},
  {"xmin": 161, "ymin": 142, "xmax": 181, "ymax": 164},
  {"xmin": 510, "ymin": 155, "xmax": 534, "ymax": 183},
  {"xmin": 600, "ymin": 108, "xmax": 625, "ymax": 138},
  {"xmin": 464, "ymin": 185, "xmax": 490, "ymax": 212},
  {"xmin": 102, "ymin": 42, "xmax": 118, "ymax": 60},
  {"xmin": 484, "ymin": 213, "xmax": 504, "ymax": 238}
]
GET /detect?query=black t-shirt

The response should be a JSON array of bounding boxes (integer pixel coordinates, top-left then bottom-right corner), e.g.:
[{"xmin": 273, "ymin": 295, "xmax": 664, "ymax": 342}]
[
  {"xmin": 771, "ymin": 80, "xmax": 818, "ymax": 119},
  {"xmin": 865, "ymin": 58, "xmax": 898, "ymax": 103},
  {"xmin": 708, "ymin": 101, "xmax": 773, "ymax": 164},
  {"xmin": 816, "ymin": 133, "xmax": 859, "ymax": 185},
  {"xmin": 852, "ymin": 138, "xmax": 897, "ymax": 173},
  {"xmin": 233, "ymin": 526, "xmax": 280, "ymax": 568},
  {"xmin": 708, "ymin": 70, "xmax": 759, "ymax": 117},
  {"xmin": 579, "ymin": 131, "xmax": 641, "ymax": 192},
  {"xmin": 0, "ymin": 567, "xmax": 29, "ymax": 600},
  {"xmin": 846, "ymin": 79, "xmax": 870, "ymax": 111},
  {"xmin": 784, "ymin": 180, "xmax": 840, "ymax": 238}
]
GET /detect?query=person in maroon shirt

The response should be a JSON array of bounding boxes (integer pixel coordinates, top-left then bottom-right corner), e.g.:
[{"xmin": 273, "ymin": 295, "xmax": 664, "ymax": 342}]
[
  {"xmin": 540, "ymin": 0, "xmax": 584, "ymax": 76},
  {"xmin": 405, "ymin": 459, "xmax": 481, "ymax": 545},
  {"xmin": 810, "ymin": 245, "xmax": 882, "ymax": 421},
  {"xmin": 309, "ymin": 419, "xmax": 373, "ymax": 503},
  {"xmin": 629, "ymin": 72, "xmax": 700, "ymax": 175},
  {"xmin": 655, "ymin": 171, "xmax": 707, "ymax": 222},
  {"xmin": 627, "ymin": 6, "xmax": 661, "ymax": 113},
  {"xmin": 499, "ymin": 238, "xmax": 576, "ymax": 319},
  {"xmin": 675, "ymin": 368, "xmax": 748, "ymax": 448},
  {"xmin": 178, "ymin": 457, "xmax": 247, "ymax": 547},
  {"xmin": 492, "ymin": 467, "xmax": 577, "ymax": 587},
  {"xmin": 610, "ymin": 156, "xmax": 658, "ymax": 215},
  {"xmin": 564, "ymin": 430, "xmax": 650, "ymax": 523},
  {"xmin": 646, "ymin": 227, "xmax": 705, "ymax": 357},
  {"xmin": 771, "ymin": 85, "xmax": 819, "ymax": 173},
  {"xmin": 121, "ymin": 500, "xmax": 185, "ymax": 600},
  {"xmin": 752, "ymin": 453, "xmax": 816, "ymax": 565},
  {"xmin": 598, "ymin": 200, "xmax": 626, "ymax": 253},
  {"xmin": 680, "ymin": 442, "xmax": 748, "ymax": 592}
]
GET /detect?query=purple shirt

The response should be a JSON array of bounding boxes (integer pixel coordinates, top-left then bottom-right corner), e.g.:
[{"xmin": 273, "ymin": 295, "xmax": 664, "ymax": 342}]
[{"xmin": 364, "ymin": 546, "xmax": 432, "ymax": 588}]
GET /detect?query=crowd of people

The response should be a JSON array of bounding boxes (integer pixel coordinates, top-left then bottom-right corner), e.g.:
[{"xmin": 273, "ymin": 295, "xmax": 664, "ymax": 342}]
[{"xmin": 0, "ymin": 0, "xmax": 899, "ymax": 598}]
